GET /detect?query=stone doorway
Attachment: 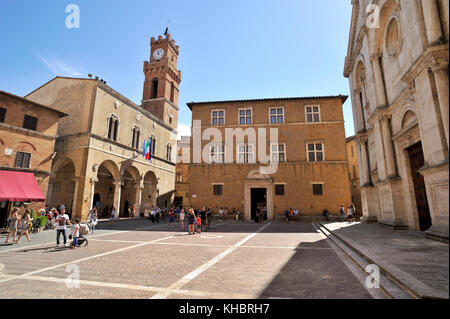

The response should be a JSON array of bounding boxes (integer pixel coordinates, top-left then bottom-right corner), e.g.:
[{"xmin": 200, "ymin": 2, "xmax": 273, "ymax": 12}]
[
  {"xmin": 244, "ymin": 169, "xmax": 273, "ymax": 221},
  {"xmin": 407, "ymin": 142, "xmax": 431, "ymax": 231},
  {"xmin": 251, "ymin": 188, "xmax": 266, "ymax": 221}
]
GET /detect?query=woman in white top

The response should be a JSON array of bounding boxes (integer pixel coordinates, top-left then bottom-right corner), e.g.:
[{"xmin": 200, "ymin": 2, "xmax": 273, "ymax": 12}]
[
  {"xmin": 109, "ymin": 207, "xmax": 116, "ymax": 224},
  {"xmin": 179, "ymin": 209, "xmax": 185, "ymax": 231}
]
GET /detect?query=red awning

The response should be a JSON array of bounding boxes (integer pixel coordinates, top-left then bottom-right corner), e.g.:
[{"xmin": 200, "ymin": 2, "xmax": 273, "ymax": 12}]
[{"xmin": 0, "ymin": 171, "xmax": 46, "ymax": 202}]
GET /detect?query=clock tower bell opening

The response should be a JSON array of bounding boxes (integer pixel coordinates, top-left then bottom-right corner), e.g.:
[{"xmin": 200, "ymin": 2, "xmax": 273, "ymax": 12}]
[{"xmin": 142, "ymin": 31, "xmax": 181, "ymax": 130}]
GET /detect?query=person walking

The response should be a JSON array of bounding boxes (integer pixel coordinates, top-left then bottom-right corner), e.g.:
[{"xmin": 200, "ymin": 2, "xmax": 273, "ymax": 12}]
[
  {"xmin": 188, "ymin": 209, "xmax": 195, "ymax": 235},
  {"xmin": 347, "ymin": 204, "xmax": 354, "ymax": 223},
  {"xmin": 339, "ymin": 205, "xmax": 346, "ymax": 222},
  {"xmin": 179, "ymin": 209, "xmax": 186, "ymax": 231},
  {"xmin": 350, "ymin": 204, "xmax": 357, "ymax": 222},
  {"xmin": 109, "ymin": 207, "xmax": 116, "ymax": 224},
  {"xmin": 89, "ymin": 207, "xmax": 98, "ymax": 233},
  {"xmin": 168, "ymin": 208, "xmax": 175, "ymax": 229},
  {"xmin": 15, "ymin": 210, "xmax": 32, "ymax": 243},
  {"xmin": 5, "ymin": 207, "xmax": 20, "ymax": 244},
  {"xmin": 323, "ymin": 208, "xmax": 330, "ymax": 221},
  {"xmin": 200, "ymin": 207, "xmax": 207, "ymax": 232},
  {"xmin": 206, "ymin": 207, "xmax": 212, "ymax": 230},
  {"xmin": 131, "ymin": 204, "xmax": 136, "ymax": 218},
  {"xmin": 55, "ymin": 208, "xmax": 71, "ymax": 247}
]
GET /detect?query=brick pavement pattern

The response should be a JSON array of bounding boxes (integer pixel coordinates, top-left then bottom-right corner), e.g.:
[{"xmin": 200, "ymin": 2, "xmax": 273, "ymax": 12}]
[{"xmin": 0, "ymin": 219, "xmax": 377, "ymax": 299}]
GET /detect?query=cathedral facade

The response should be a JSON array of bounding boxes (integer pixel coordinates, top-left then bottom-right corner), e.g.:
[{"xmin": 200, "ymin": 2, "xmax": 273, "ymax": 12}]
[{"xmin": 344, "ymin": 0, "xmax": 449, "ymax": 241}]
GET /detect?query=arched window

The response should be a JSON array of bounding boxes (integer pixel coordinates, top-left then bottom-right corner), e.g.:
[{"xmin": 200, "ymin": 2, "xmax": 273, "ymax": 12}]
[
  {"xmin": 352, "ymin": 165, "xmax": 357, "ymax": 180},
  {"xmin": 151, "ymin": 78, "xmax": 158, "ymax": 99},
  {"xmin": 166, "ymin": 143, "xmax": 172, "ymax": 161},
  {"xmin": 150, "ymin": 135, "xmax": 156, "ymax": 156},
  {"xmin": 170, "ymin": 82, "xmax": 175, "ymax": 103},
  {"xmin": 107, "ymin": 115, "xmax": 119, "ymax": 141},
  {"xmin": 131, "ymin": 126, "xmax": 140, "ymax": 149}
]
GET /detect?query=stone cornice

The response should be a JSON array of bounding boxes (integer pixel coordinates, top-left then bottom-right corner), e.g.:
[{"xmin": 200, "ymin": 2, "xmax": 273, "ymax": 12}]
[
  {"xmin": 0, "ymin": 123, "xmax": 57, "ymax": 141},
  {"xmin": 402, "ymin": 43, "xmax": 449, "ymax": 84},
  {"xmin": 0, "ymin": 166, "xmax": 52, "ymax": 176},
  {"xmin": 142, "ymin": 96, "xmax": 179, "ymax": 111}
]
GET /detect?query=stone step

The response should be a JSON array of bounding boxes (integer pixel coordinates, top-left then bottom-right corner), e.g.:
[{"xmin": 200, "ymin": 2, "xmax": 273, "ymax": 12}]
[
  {"xmin": 315, "ymin": 223, "xmax": 416, "ymax": 299},
  {"xmin": 318, "ymin": 222, "xmax": 449, "ymax": 299}
]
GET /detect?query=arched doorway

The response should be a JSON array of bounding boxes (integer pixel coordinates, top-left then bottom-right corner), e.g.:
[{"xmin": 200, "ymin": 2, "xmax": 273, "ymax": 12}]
[
  {"xmin": 94, "ymin": 160, "xmax": 120, "ymax": 218},
  {"xmin": 93, "ymin": 193, "xmax": 101, "ymax": 209},
  {"xmin": 119, "ymin": 166, "xmax": 140, "ymax": 217},
  {"xmin": 50, "ymin": 157, "xmax": 76, "ymax": 212},
  {"xmin": 142, "ymin": 171, "xmax": 158, "ymax": 213},
  {"xmin": 407, "ymin": 142, "xmax": 432, "ymax": 231}
]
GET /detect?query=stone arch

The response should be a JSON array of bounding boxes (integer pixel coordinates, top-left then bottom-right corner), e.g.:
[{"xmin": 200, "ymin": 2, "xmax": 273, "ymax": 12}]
[
  {"xmin": 401, "ymin": 110, "xmax": 417, "ymax": 129},
  {"xmin": 384, "ymin": 15, "xmax": 402, "ymax": 57},
  {"xmin": 370, "ymin": 0, "xmax": 401, "ymax": 57},
  {"xmin": 93, "ymin": 160, "xmax": 121, "ymax": 217},
  {"xmin": 98, "ymin": 160, "xmax": 121, "ymax": 181},
  {"xmin": 141, "ymin": 170, "xmax": 158, "ymax": 213},
  {"xmin": 14, "ymin": 141, "xmax": 37, "ymax": 152},
  {"xmin": 48, "ymin": 155, "xmax": 76, "ymax": 212},
  {"xmin": 119, "ymin": 165, "xmax": 141, "ymax": 217}
]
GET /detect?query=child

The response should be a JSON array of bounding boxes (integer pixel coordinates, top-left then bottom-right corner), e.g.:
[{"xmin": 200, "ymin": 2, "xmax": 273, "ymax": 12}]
[
  {"xmin": 71, "ymin": 218, "xmax": 80, "ymax": 249},
  {"xmin": 196, "ymin": 215, "xmax": 202, "ymax": 234}
]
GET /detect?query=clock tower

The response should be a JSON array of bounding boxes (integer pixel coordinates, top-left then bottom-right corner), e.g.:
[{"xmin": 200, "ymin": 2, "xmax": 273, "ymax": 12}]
[{"xmin": 142, "ymin": 31, "xmax": 181, "ymax": 130}]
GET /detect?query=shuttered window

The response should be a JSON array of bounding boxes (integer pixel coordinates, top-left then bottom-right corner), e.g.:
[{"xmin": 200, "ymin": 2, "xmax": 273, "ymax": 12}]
[
  {"xmin": 14, "ymin": 151, "xmax": 31, "ymax": 168},
  {"xmin": 0, "ymin": 107, "xmax": 6, "ymax": 123},
  {"xmin": 23, "ymin": 115, "xmax": 38, "ymax": 131}
]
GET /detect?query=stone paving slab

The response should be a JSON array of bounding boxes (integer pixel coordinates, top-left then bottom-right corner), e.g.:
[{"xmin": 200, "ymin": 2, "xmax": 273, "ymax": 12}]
[
  {"xmin": 182, "ymin": 223, "xmax": 373, "ymax": 299},
  {"xmin": 0, "ymin": 241, "xmax": 133, "ymax": 276},
  {"xmin": 38, "ymin": 243, "xmax": 228, "ymax": 289},
  {"xmin": 0, "ymin": 278, "xmax": 157, "ymax": 299},
  {"xmin": 0, "ymin": 220, "xmax": 380, "ymax": 299},
  {"xmin": 321, "ymin": 222, "xmax": 449, "ymax": 298}
]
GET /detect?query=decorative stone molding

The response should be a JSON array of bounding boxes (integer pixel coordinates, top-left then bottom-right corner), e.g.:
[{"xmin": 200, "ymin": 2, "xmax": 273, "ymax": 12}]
[{"xmin": 402, "ymin": 44, "xmax": 449, "ymax": 84}]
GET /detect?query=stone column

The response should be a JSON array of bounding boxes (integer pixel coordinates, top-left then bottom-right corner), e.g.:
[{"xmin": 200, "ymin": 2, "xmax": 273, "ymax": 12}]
[
  {"xmin": 46, "ymin": 179, "xmax": 55, "ymax": 207},
  {"xmin": 134, "ymin": 182, "xmax": 144, "ymax": 217},
  {"xmin": 381, "ymin": 115, "xmax": 397, "ymax": 178},
  {"xmin": 359, "ymin": 138, "xmax": 370, "ymax": 186},
  {"xmin": 421, "ymin": 0, "xmax": 443, "ymax": 45},
  {"xmin": 371, "ymin": 53, "xmax": 387, "ymax": 108},
  {"xmin": 431, "ymin": 61, "xmax": 449, "ymax": 149},
  {"xmin": 89, "ymin": 177, "xmax": 99, "ymax": 211},
  {"xmin": 71, "ymin": 177, "xmax": 81, "ymax": 219},
  {"xmin": 113, "ymin": 180, "xmax": 123, "ymax": 214}
]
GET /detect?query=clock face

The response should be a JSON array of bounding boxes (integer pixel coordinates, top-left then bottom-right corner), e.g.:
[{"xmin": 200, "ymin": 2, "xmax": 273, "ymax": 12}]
[{"xmin": 153, "ymin": 48, "xmax": 164, "ymax": 60}]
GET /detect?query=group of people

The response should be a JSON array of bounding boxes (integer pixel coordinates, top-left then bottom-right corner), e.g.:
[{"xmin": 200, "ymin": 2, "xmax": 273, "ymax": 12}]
[
  {"xmin": 339, "ymin": 204, "xmax": 357, "ymax": 223},
  {"xmin": 4, "ymin": 207, "xmax": 33, "ymax": 244},
  {"xmin": 321, "ymin": 204, "xmax": 358, "ymax": 222},
  {"xmin": 284, "ymin": 208, "xmax": 301, "ymax": 222},
  {"xmin": 3, "ymin": 204, "xmax": 93, "ymax": 249},
  {"xmin": 218, "ymin": 207, "xmax": 243, "ymax": 221},
  {"xmin": 165, "ymin": 206, "xmax": 214, "ymax": 234}
]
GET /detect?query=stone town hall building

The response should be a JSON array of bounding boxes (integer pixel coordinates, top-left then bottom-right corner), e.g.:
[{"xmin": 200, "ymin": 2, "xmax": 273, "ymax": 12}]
[
  {"xmin": 344, "ymin": 0, "xmax": 448, "ymax": 241},
  {"xmin": 24, "ymin": 32, "xmax": 181, "ymax": 219}
]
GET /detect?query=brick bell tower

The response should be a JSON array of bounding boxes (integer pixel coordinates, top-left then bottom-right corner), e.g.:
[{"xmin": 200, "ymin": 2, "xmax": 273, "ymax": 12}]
[{"xmin": 142, "ymin": 30, "xmax": 181, "ymax": 130}]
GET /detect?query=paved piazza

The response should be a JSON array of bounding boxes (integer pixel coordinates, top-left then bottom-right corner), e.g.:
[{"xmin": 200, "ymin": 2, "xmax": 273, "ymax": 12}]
[{"xmin": 0, "ymin": 219, "xmax": 379, "ymax": 299}]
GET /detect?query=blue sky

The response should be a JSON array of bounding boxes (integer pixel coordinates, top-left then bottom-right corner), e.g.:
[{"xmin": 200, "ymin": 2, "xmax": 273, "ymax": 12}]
[{"xmin": 0, "ymin": 0, "xmax": 354, "ymax": 137}]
